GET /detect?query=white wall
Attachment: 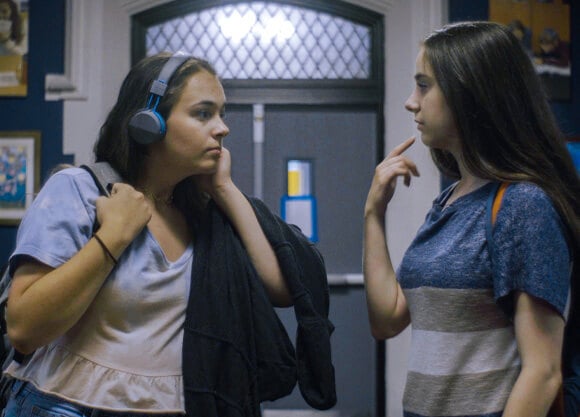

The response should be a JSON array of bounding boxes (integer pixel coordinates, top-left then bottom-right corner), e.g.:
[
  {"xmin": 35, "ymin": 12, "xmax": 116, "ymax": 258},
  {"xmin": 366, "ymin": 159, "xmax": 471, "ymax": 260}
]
[
  {"xmin": 55, "ymin": 1, "xmax": 446, "ymax": 416},
  {"xmin": 383, "ymin": 1, "xmax": 445, "ymax": 416}
]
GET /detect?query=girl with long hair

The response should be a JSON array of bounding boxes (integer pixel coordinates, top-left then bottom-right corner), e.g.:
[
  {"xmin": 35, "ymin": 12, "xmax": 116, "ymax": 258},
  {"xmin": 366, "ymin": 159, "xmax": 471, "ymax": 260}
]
[{"xmin": 364, "ymin": 21, "xmax": 579, "ymax": 417}]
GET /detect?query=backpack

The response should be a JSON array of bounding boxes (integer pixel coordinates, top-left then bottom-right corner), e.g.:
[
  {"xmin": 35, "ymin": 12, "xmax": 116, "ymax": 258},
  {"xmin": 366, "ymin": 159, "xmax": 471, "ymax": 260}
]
[
  {"xmin": 0, "ymin": 162, "xmax": 121, "ymax": 408},
  {"xmin": 486, "ymin": 182, "xmax": 576, "ymax": 417}
]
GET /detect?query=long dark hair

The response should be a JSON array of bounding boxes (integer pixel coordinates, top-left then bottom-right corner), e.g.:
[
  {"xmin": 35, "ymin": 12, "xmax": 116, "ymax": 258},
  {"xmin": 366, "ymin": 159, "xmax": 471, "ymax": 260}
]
[
  {"xmin": 424, "ymin": 21, "xmax": 579, "ymax": 259},
  {"xmin": 94, "ymin": 52, "xmax": 218, "ymax": 233}
]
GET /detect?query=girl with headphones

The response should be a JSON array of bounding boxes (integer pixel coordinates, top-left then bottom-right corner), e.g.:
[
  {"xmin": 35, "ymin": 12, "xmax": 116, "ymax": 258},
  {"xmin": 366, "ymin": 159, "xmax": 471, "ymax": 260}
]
[{"xmin": 2, "ymin": 53, "xmax": 334, "ymax": 416}]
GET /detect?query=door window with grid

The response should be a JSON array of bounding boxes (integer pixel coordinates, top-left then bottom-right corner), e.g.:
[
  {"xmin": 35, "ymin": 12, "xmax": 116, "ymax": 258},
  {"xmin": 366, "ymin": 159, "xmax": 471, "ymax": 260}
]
[
  {"xmin": 132, "ymin": 1, "xmax": 383, "ymax": 104},
  {"xmin": 141, "ymin": 2, "xmax": 371, "ymax": 80}
]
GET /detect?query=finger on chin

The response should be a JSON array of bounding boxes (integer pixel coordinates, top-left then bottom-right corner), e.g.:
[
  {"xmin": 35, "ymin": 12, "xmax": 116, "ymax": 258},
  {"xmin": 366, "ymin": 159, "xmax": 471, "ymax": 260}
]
[{"xmin": 388, "ymin": 136, "xmax": 416, "ymax": 158}]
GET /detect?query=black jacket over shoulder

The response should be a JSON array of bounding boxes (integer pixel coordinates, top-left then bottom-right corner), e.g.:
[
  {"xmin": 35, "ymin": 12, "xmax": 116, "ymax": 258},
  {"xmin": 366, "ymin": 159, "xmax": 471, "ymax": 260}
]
[{"xmin": 182, "ymin": 198, "xmax": 336, "ymax": 417}]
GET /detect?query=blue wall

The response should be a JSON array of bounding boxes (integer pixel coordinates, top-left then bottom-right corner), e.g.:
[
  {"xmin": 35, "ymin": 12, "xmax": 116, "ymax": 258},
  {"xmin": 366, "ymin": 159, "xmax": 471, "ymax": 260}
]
[{"xmin": 0, "ymin": 0, "xmax": 70, "ymax": 264}]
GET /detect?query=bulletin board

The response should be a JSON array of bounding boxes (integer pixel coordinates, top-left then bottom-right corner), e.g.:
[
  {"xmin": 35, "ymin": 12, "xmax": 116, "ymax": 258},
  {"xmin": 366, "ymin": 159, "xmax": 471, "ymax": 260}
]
[
  {"xmin": 0, "ymin": 0, "xmax": 28, "ymax": 96},
  {"xmin": 489, "ymin": 0, "xmax": 571, "ymax": 101}
]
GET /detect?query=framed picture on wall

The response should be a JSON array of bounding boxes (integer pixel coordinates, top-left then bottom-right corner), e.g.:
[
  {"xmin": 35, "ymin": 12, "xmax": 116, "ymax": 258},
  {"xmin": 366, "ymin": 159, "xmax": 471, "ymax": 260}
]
[
  {"xmin": 489, "ymin": 0, "xmax": 571, "ymax": 101},
  {"xmin": 0, "ymin": 131, "xmax": 40, "ymax": 225},
  {"xmin": 0, "ymin": 0, "xmax": 29, "ymax": 96}
]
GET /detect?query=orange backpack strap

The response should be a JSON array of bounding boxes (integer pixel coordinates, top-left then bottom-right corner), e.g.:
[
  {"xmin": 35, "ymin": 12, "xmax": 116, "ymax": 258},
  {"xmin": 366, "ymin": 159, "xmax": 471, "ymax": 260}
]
[
  {"xmin": 486, "ymin": 182, "xmax": 509, "ymax": 246},
  {"xmin": 491, "ymin": 182, "xmax": 509, "ymax": 226}
]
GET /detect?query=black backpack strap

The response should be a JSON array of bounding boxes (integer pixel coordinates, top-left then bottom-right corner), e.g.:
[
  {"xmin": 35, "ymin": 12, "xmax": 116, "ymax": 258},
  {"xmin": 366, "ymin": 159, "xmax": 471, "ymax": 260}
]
[
  {"xmin": 0, "ymin": 265, "xmax": 10, "ymax": 335},
  {"xmin": 0, "ymin": 250, "xmax": 24, "ymax": 365},
  {"xmin": 80, "ymin": 162, "xmax": 123, "ymax": 197},
  {"xmin": 79, "ymin": 162, "xmax": 123, "ymax": 232}
]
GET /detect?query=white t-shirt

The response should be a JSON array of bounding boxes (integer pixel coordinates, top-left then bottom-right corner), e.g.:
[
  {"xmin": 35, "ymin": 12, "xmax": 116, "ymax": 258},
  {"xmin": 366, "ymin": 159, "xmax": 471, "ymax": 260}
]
[{"xmin": 6, "ymin": 167, "xmax": 192, "ymax": 413}]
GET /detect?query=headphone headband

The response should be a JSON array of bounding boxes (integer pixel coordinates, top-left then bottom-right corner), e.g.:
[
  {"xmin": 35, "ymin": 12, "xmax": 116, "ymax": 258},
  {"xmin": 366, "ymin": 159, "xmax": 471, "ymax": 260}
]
[
  {"xmin": 149, "ymin": 52, "xmax": 189, "ymax": 97},
  {"xmin": 129, "ymin": 52, "xmax": 190, "ymax": 145}
]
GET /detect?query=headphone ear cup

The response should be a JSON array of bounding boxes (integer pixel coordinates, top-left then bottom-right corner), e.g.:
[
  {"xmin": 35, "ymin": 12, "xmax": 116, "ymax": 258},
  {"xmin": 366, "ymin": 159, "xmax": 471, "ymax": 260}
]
[
  {"xmin": 128, "ymin": 109, "xmax": 167, "ymax": 145},
  {"xmin": 129, "ymin": 53, "xmax": 189, "ymax": 145}
]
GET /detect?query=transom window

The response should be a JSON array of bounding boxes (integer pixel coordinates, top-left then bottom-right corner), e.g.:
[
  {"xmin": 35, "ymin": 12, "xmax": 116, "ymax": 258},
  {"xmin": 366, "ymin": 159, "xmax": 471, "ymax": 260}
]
[
  {"xmin": 132, "ymin": 1, "xmax": 383, "ymax": 104},
  {"xmin": 143, "ymin": 2, "xmax": 371, "ymax": 80}
]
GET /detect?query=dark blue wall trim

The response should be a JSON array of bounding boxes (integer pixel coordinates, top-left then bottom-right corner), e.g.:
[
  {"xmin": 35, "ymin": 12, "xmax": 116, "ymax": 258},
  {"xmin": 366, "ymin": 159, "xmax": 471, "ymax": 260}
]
[
  {"xmin": 449, "ymin": 0, "xmax": 489, "ymax": 22},
  {"xmin": 551, "ymin": 0, "xmax": 579, "ymax": 137},
  {"xmin": 0, "ymin": 0, "xmax": 70, "ymax": 264}
]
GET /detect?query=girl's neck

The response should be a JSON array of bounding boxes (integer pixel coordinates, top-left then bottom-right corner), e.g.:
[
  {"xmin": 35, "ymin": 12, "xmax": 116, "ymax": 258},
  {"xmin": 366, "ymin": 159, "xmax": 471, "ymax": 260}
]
[
  {"xmin": 445, "ymin": 175, "xmax": 490, "ymax": 207},
  {"xmin": 143, "ymin": 188, "xmax": 174, "ymax": 206},
  {"xmin": 137, "ymin": 167, "xmax": 176, "ymax": 208},
  {"xmin": 135, "ymin": 178, "xmax": 175, "ymax": 208}
]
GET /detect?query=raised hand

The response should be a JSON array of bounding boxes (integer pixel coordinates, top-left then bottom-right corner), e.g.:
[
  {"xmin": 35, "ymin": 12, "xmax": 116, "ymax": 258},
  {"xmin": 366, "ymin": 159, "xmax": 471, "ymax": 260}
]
[
  {"xmin": 195, "ymin": 147, "xmax": 234, "ymax": 199},
  {"xmin": 364, "ymin": 137, "xmax": 420, "ymax": 218},
  {"xmin": 95, "ymin": 183, "xmax": 152, "ymax": 243}
]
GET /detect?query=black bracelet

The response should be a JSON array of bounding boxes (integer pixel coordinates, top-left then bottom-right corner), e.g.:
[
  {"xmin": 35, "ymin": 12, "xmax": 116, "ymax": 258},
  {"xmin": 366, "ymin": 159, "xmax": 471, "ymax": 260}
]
[{"xmin": 93, "ymin": 233, "xmax": 118, "ymax": 265}]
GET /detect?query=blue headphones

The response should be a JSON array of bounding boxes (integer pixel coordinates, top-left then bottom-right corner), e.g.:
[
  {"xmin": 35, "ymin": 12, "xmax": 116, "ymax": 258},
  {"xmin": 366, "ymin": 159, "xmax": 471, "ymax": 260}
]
[{"xmin": 128, "ymin": 53, "xmax": 190, "ymax": 145}]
